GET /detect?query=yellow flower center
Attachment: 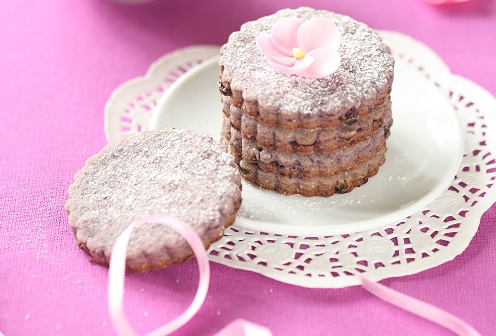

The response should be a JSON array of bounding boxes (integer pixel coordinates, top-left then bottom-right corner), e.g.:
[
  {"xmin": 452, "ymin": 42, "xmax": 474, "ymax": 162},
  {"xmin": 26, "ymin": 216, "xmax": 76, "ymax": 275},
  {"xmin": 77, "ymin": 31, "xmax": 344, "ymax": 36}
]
[{"xmin": 292, "ymin": 47, "xmax": 306, "ymax": 59}]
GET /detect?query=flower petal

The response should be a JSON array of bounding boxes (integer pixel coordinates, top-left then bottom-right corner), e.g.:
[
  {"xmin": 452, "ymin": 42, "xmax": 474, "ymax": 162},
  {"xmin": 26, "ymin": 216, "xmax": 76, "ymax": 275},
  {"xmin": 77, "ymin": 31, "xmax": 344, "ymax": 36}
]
[
  {"xmin": 271, "ymin": 17, "xmax": 305, "ymax": 55},
  {"xmin": 256, "ymin": 33, "xmax": 296, "ymax": 66},
  {"xmin": 270, "ymin": 55, "xmax": 314, "ymax": 75},
  {"xmin": 297, "ymin": 18, "xmax": 341, "ymax": 52},
  {"xmin": 298, "ymin": 48, "xmax": 340, "ymax": 78}
]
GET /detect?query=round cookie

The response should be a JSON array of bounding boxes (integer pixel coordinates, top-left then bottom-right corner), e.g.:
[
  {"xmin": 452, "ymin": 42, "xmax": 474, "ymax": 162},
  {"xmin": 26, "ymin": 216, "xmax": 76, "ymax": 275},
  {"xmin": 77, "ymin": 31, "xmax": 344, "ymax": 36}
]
[
  {"xmin": 222, "ymin": 95, "xmax": 391, "ymax": 153},
  {"xmin": 237, "ymin": 151, "xmax": 385, "ymax": 197},
  {"xmin": 223, "ymin": 118, "xmax": 391, "ymax": 178},
  {"xmin": 65, "ymin": 129, "xmax": 242, "ymax": 273},
  {"xmin": 219, "ymin": 7, "xmax": 395, "ymax": 130}
]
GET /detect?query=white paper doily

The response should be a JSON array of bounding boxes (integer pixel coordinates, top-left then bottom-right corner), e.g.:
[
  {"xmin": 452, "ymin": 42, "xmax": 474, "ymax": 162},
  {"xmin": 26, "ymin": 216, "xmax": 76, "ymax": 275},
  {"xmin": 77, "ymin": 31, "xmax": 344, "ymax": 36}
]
[{"xmin": 104, "ymin": 32, "xmax": 496, "ymax": 288}]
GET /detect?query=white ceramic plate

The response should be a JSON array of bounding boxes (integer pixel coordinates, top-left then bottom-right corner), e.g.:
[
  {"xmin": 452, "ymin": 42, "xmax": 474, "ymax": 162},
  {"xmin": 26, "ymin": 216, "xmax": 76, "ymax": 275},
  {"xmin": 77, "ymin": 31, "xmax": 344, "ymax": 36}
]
[{"xmin": 149, "ymin": 56, "xmax": 464, "ymax": 236}]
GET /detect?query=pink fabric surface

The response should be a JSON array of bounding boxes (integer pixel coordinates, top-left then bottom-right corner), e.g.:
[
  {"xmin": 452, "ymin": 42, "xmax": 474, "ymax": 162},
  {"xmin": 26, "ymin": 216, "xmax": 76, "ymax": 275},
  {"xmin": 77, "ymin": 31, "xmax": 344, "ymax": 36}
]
[{"xmin": 0, "ymin": 0, "xmax": 495, "ymax": 335}]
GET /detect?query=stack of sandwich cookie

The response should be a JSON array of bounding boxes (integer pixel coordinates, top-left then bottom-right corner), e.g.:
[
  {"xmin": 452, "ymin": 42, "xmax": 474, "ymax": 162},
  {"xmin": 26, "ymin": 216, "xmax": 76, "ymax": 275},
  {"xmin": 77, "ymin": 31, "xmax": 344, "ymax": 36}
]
[{"xmin": 218, "ymin": 7, "xmax": 394, "ymax": 197}]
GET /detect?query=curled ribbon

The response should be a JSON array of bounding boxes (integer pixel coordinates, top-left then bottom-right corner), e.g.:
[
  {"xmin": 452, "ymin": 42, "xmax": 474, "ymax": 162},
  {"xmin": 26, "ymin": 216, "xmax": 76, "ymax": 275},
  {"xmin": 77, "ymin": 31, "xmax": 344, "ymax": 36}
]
[
  {"xmin": 108, "ymin": 215, "xmax": 480, "ymax": 336},
  {"xmin": 108, "ymin": 214, "xmax": 210, "ymax": 336}
]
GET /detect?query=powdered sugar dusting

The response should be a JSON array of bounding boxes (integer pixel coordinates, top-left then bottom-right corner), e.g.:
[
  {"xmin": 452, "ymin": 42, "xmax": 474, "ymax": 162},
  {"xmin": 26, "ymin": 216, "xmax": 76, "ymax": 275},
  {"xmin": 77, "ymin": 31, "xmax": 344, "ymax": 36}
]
[
  {"xmin": 66, "ymin": 129, "xmax": 242, "ymax": 271},
  {"xmin": 219, "ymin": 7, "xmax": 394, "ymax": 117}
]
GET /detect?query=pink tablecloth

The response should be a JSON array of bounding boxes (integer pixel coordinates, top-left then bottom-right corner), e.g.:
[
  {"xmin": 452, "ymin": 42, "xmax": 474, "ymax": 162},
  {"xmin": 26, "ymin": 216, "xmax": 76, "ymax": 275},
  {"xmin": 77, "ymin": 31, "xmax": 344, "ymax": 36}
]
[{"xmin": 1, "ymin": 0, "xmax": 495, "ymax": 335}]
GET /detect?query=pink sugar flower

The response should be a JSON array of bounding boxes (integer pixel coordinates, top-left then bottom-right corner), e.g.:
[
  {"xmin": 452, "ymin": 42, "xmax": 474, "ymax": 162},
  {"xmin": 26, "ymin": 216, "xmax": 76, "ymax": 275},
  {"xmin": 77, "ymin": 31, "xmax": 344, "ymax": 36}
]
[{"xmin": 256, "ymin": 17, "xmax": 341, "ymax": 79}]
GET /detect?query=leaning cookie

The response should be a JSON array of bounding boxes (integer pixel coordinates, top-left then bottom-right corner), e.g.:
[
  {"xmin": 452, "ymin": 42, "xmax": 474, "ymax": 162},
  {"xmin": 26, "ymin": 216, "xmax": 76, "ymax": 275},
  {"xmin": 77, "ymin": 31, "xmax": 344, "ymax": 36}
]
[{"xmin": 65, "ymin": 129, "xmax": 242, "ymax": 273}]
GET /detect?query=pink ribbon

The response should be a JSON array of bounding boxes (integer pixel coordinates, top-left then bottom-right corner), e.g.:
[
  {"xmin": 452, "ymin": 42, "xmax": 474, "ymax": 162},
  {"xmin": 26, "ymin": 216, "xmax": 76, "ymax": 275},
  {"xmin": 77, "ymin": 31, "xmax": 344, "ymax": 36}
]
[
  {"xmin": 108, "ymin": 214, "xmax": 210, "ymax": 336},
  {"xmin": 355, "ymin": 273, "xmax": 480, "ymax": 336},
  {"xmin": 108, "ymin": 215, "xmax": 480, "ymax": 336}
]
